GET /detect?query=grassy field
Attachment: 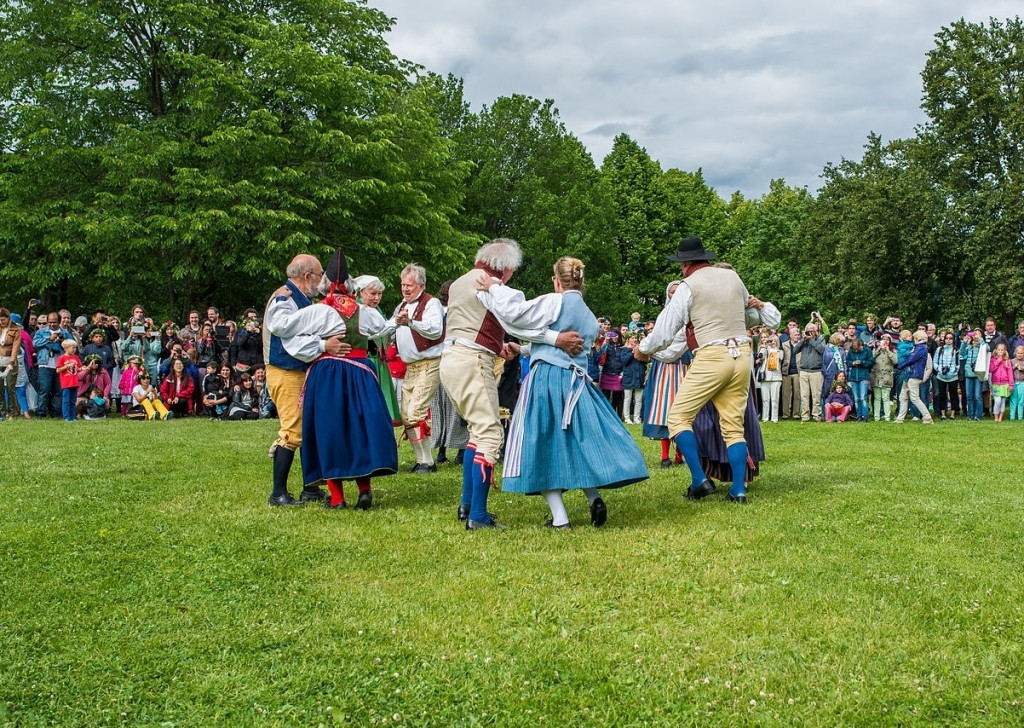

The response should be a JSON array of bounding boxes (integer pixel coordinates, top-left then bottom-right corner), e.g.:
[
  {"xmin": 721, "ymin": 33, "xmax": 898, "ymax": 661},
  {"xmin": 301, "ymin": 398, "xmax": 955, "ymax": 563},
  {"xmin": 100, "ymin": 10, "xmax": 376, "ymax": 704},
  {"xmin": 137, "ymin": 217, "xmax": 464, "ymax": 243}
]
[{"xmin": 2, "ymin": 417, "xmax": 1023, "ymax": 726}]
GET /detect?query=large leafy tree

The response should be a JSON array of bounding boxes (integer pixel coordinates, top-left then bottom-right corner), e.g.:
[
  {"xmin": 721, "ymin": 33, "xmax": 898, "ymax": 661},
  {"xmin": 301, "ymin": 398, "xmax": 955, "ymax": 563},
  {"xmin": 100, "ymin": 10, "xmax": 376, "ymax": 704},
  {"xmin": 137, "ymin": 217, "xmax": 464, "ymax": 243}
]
[
  {"xmin": 799, "ymin": 135, "xmax": 947, "ymax": 325},
  {"xmin": 919, "ymin": 17, "xmax": 1024, "ymax": 327},
  {"xmin": 0, "ymin": 0, "xmax": 473, "ymax": 319},
  {"xmin": 727, "ymin": 180, "xmax": 817, "ymax": 323},
  {"xmin": 452, "ymin": 95, "xmax": 615, "ymax": 303},
  {"xmin": 600, "ymin": 134, "xmax": 674, "ymax": 322}
]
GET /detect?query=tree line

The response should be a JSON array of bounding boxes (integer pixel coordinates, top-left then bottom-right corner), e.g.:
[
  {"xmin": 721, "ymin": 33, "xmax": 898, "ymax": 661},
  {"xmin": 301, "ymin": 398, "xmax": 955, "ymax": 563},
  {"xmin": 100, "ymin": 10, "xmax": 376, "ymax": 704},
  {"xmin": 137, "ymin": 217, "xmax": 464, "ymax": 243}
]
[{"xmin": 1, "ymin": 3, "xmax": 1021, "ymax": 330}]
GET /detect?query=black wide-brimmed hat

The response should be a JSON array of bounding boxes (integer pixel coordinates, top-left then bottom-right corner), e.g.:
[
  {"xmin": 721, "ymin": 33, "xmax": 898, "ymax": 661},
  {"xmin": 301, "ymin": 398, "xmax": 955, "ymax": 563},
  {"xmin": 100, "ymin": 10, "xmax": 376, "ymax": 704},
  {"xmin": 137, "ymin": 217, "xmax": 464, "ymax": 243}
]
[{"xmin": 666, "ymin": 236, "xmax": 716, "ymax": 263}]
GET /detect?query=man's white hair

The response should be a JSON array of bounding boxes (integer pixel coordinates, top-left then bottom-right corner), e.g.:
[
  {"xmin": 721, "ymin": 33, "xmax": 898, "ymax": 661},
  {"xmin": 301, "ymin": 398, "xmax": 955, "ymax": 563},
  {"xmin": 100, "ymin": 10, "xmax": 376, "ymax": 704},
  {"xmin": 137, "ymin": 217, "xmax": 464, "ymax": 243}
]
[
  {"xmin": 475, "ymin": 238, "xmax": 523, "ymax": 272},
  {"xmin": 401, "ymin": 264, "xmax": 426, "ymax": 286}
]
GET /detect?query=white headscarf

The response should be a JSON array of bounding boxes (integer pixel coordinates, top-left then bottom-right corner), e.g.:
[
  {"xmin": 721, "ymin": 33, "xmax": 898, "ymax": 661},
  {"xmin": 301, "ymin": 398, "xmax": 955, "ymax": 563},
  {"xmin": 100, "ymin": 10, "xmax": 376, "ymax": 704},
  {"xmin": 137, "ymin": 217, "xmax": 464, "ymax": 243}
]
[{"xmin": 349, "ymin": 275, "xmax": 385, "ymax": 295}]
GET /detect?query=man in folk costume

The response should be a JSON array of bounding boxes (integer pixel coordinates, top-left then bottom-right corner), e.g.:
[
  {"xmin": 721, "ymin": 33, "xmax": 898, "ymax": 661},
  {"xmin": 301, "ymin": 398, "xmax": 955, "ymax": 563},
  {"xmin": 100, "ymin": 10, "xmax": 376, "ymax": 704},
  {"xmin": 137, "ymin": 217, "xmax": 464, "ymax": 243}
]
[
  {"xmin": 440, "ymin": 238, "xmax": 584, "ymax": 529},
  {"xmin": 264, "ymin": 253, "xmax": 350, "ymax": 506},
  {"xmin": 636, "ymin": 236, "xmax": 780, "ymax": 504},
  {"xmin": 381, "ymin": 264, "xmax": 446, "ymax": 474},
  {"xmin": 283, "ymin": 248, "xmax": 398, "ymax": 510}
]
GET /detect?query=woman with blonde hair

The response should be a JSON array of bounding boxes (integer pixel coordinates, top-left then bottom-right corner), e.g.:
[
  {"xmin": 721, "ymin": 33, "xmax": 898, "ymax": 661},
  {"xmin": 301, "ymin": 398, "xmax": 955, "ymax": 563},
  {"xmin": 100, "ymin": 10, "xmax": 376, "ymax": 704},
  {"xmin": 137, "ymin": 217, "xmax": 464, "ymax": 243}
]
[{"xmin": 478, "ymin": 256, "xmax": 648, "ymax": 528}]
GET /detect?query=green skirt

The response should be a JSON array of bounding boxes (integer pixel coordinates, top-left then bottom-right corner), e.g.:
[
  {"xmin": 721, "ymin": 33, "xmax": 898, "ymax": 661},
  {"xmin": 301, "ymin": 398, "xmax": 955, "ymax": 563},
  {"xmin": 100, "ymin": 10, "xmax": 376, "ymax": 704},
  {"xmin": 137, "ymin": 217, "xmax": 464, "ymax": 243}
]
[{"xmin": 369, "ymin": 352, "xmax": 400, "ymax": 425}]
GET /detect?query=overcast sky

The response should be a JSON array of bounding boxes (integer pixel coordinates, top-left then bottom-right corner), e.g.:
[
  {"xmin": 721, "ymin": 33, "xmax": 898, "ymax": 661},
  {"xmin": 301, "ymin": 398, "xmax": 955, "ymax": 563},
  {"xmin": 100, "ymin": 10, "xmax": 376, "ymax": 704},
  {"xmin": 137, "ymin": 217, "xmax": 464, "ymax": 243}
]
[{"xmin": 369, "ymin": 1, "xmax": 1018, "ymax": 198}]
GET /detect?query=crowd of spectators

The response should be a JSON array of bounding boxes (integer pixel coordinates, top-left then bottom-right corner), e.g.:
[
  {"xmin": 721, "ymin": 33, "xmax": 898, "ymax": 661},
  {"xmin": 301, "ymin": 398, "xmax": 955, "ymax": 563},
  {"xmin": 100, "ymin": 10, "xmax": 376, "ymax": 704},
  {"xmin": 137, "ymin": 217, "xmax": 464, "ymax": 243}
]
[
  {"xmin": 0, "ymin": 301, "xmax": 275, "ymax": 422},
  {"xmin": 4, "ymin": 298, "xmax": 1023, "ymax": 429}
]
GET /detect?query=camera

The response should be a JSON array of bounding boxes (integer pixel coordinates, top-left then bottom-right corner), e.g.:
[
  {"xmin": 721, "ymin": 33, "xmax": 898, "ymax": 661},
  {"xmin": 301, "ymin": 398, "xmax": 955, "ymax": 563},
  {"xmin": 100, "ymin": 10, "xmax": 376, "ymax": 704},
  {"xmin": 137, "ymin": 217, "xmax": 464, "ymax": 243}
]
[{"xmin": 30, "ymin": 298, "xmax": 41, "ymax": 307}]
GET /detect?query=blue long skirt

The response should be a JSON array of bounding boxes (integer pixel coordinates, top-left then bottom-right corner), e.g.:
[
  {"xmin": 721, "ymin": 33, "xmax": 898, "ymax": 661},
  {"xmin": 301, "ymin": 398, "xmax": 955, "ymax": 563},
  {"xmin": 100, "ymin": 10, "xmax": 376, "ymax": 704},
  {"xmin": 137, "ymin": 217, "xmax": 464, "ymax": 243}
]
[
  {"xmin": 502, "ymin": 362, "xmax": 649, "ymax": 495},
  {"xmin": 301, "ymin": 357, "xmax": 398, "ymax": 486},
  {"xmin": 691, "ymin": 382, "xmax": 765, "ymax": 483}
]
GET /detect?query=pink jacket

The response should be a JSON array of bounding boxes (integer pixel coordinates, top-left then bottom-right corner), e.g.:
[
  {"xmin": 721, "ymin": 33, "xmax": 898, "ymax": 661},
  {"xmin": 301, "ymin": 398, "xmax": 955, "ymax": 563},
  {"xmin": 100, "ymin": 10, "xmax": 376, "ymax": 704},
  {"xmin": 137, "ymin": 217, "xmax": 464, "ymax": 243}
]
[
  {"xmin": 989, "ymin": 357, "xmax": 1014, "ymax": 387},
  {"xmin": 119, "ymin": 366, "xmax": 143, "ymax": 397}
]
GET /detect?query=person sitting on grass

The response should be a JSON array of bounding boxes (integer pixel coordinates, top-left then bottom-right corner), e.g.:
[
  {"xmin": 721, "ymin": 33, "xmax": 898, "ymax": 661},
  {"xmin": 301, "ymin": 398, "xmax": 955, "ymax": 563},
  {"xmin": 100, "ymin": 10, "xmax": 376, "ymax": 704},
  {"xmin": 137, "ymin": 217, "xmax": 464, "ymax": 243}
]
[
  {"xmin": 160, "ymin": 358, "xmax": 194, "ymax": 418},
  {"xmin": 76, "ymin": 354, "xmax": 111, "ymax": 417},
  {"xmin": 824, "ymin": 381, "xmax": 854, "ymax": 422},
  {"xmin": 254, "ymin": 366, "xmax": 276, "ymax": 419},
  {"xmin": 132, "ymin": 371, "xmax": 169, "ymax": 420},
  {"xmin": 83, "ymin": 386, "xmax": 108, "ymax": 420},
  {"xmin": 227, "ymin": 372, "xmax": 260, "ymax": 420},
  {"xmin": 202, "ymin": 363, "xmax": 233, "ymax": 418}
]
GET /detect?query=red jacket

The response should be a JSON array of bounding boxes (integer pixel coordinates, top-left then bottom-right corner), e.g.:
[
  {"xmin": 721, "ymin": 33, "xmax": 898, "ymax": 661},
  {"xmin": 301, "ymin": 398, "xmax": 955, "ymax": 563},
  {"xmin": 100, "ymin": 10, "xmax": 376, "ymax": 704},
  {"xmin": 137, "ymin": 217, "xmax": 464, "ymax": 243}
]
[{"xmin": 160, "ymin": 375, "xmax": 195, "ymax": 411}]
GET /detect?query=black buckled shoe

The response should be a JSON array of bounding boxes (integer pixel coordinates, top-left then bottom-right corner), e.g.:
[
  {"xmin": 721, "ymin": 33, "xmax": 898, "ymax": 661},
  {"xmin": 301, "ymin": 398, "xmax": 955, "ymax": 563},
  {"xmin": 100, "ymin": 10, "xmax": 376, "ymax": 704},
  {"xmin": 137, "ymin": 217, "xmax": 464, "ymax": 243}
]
[
  {"xmin": 268, "ymin": 493, "xmax": 302, "ymax": 507},
  {"xmin": 660, "ymin": 458, "xmax": 671, "ymax": 469},
  {"xmin": 726, "ymin": 492, "xmax": 748, "ymax": 504},
  {"xmin": 355, "ymin": 491, "xmax": 373, "ymax": 511},
  {"xmin": 543, "ymin": 519, "xmax": 572, "ymax": 530},
  {"xmin": 323, "ymin": 500, "xmax": 347, "ymax": 509},
  {"xmin": 685, "ymin": 479, "xmax": 716, "ymax": 500},
  {"xmin": 590, "ymin": 498, "xmax": 607, "ymax": 527},
  {"xmin": 300, "ymin": 487, "xmax": 326, "ymax": 503},
  {"xmin": 466, "ymin": 518, "xmax": 505, "ymax": 530},
  {"xmin": 457, "ymin": 504, "xmax": 470, "ymax": 521}
]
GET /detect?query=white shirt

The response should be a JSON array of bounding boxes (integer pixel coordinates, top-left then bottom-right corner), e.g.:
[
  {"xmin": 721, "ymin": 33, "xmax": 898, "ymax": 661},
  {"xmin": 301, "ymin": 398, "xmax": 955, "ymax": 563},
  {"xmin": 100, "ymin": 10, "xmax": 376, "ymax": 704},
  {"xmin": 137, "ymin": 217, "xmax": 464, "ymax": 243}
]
[
  {"xmin": 639, "ymin": 281, "xmax": 781, "ymax": 357},
  {"xmin": 467, "ymin": 285, "xmax": 565, "ymax": 351},
  {"xmin": 280, "ymin": 304, "xmax": 389, "ymax": 363},
  {"xmin": 381, "ymin": 295, "xmax": 446, "ymax": 362}
]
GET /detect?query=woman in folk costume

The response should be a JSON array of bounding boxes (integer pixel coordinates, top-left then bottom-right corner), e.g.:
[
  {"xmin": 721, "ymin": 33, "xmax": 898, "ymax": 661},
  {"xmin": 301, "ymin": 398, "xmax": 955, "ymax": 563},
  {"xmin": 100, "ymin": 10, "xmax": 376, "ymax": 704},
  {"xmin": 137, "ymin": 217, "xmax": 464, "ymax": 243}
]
[
  {"xmin": 286, "ymin": 249, "xmax": 398, "ymax": 510},
  {"xmin": 478, "ymin": 256, "xmax": 648, "ymax": 528},
  {"xmin": 641, "ymin": 280, "xmax": 690, "ymax": 469},
  {"xmin": 349, "ymin": 274, "xmax": 401, "ymax": 426}
]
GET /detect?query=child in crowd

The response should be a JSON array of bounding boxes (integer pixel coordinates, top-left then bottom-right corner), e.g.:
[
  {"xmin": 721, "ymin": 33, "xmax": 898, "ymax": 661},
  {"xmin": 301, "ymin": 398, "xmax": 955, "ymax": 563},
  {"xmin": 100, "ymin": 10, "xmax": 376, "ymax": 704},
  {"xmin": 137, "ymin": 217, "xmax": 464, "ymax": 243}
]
[
  {"xmin": 824, "ymin": 381, "xmax": 854, "ymax": 422},
  {"xmin": 627, "ymin": 312, "xmax": 643, "ymax": 333},
  {"xmin": 55, "ymin": 338, "xmax": 81, "ymax": 422},
  {"xmin": 254, "ymin": 366, "xmax": 276, "ymax": 419},
  {"xmin": 620, "ymin": 334, "xmax": 647, "ymax": 424},
  {"xmin": 118, "ymin": 356, "xmax": 144, "ymax": 414},
  {"xmin": 203, "ymin": 363, "xmax": 233, "ymax": 418},
  {"xmin": 757, "ymin": 334, "xmax": 783, "ymax": 422},
  {"xmin": 1009, "ymin": 346, "xmax": 1024, "ymax": 421},
  {"xmin": 83, "ymin": 386, "xmax": 108, "ymax": 420},
  {"xmin": 132, "ymin": 372, "xmax": 169, "ymax": 420},
  {"xmin": 227, "ymin": 372, "xmax": 259, "ymax": 420},
  {"xmin": 989, "ymin": 343, "xmax": 1013, "ymax": 422},
  {"xmin": 160, "ymin": 358, "xmax": 194, "ymax": 417}
]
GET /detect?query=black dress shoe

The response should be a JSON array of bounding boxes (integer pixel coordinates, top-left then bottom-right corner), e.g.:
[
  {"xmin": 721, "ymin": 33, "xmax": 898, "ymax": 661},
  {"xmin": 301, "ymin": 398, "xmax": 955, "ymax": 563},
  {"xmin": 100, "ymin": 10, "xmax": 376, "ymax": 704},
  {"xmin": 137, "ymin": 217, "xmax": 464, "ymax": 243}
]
[
  {"xmin": 726, "ymin": 493, "xmax": 748, "ymax": 504},
  {"xmin": 543, "ymin": 519, "xmax": 572, "ymax": 530},
  {"xmin": 466, "ymin": 518, "xmax": 506, "ymax": 530},
  {"xmin": 590, "ymin": 497, "xmax": 607, "ymax": 527},
  {"xmin": 457, "ymin": 504, "xmax": 470, "ymax": 521},
  {"xmin": 409, "ymin": 463, "xmax": 420, "ymax": 473},
  {"xmin": 412, "ymin": 463, "xmax": 438, "ymax": 474},
  {"xmin": 685, "ymin": 479, "xmax": 716, "ymax": 500},
  {"xmin": 268, "ymin": 493, "xmax": 302, "ymax": 507},
  {"xmin": 323, "ymin": 500, "xmax": 347, "ymax": 509},
  {"xmin": 435, "ymin": 454, "xmax": 449, "ymax": 465},
  {"xmin": 355, "ymin": 491, "xmax": 373, "ymax": 511},
  {"xmin": 660, "ymin": 458, "xmax": 671, "ymax": 469},
  {"xmin": 300, "ymin": 487, "xmax": 326, "ymax": 502}
]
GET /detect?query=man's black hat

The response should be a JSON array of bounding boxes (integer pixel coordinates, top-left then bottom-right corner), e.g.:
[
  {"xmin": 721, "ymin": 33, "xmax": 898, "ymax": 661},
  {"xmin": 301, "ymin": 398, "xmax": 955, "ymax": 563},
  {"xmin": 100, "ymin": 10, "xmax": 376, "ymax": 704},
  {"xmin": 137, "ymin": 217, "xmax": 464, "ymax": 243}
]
[{"xmin": 666, "ymin": 236, "xmax": 717, "ymax": 263}]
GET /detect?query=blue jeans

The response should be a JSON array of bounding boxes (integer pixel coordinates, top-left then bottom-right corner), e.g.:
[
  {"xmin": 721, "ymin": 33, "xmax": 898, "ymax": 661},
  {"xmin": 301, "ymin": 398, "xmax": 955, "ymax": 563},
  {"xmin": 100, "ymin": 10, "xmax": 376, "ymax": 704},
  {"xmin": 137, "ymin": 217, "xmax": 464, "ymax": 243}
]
[
  {"xmin": 850, "ymin": 380, "xmax": 870, "ymax": 420},
  {"xmin": 35, "ymin": 366, "xmax": 61, "ymax": 417},
  {"xmin": 964, "ymin": 377, "xmax": 982, "ymax": 419},
  {"xmin": 61, "ymin": 386, "xmax": 77, "ymax": 421}
]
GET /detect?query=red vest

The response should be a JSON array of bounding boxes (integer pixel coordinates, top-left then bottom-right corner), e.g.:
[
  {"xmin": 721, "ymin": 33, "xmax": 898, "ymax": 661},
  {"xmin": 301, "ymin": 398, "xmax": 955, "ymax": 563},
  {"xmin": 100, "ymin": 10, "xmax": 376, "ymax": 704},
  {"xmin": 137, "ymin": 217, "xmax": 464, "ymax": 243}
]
[{"xmin": 399, "ymin": 292, "xmax": 445, "ymax": 352}]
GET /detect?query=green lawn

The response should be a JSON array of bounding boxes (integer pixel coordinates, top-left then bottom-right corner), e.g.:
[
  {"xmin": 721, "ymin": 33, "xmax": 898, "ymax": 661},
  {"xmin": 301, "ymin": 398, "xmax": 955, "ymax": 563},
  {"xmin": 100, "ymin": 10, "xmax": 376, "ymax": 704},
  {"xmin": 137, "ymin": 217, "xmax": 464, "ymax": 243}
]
[{"xmin": 2, "ymin": 418, "xmax": 1023, "ymax": 726}]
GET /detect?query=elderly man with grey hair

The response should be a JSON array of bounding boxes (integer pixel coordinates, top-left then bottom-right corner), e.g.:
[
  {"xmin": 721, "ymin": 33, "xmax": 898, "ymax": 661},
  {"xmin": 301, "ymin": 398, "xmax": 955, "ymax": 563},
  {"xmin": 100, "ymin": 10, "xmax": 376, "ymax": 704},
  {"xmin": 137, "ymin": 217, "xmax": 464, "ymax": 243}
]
[
  {"xmin": 380, "ymin": 263, "xmax": 447, "ymax": 473},
  {"xmin": 441, "ymin": 238, "xmax": 584, "ymax": 529}
]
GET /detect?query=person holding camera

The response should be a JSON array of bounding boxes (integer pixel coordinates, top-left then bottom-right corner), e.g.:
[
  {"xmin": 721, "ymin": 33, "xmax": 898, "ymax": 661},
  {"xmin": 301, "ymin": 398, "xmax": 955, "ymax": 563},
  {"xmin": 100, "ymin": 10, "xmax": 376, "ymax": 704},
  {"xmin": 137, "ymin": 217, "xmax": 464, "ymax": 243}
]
[
  {"xmin": 793, "ymin": 322, "xmax": 826, "ymax": 422},
  {"xmin": 229, "ymin": 316, "xmax": 264, "ymax": 373},
  {"xmin": 32, "ymin": 312, "xmax": 76, "ymax": 417},
  {"xmin": 122, "ymin": 306, "xmax": 162, "ymax": 379},
  {"xmin": 932, "ymin": 330, "xmax": 960, "ymax": 420}
]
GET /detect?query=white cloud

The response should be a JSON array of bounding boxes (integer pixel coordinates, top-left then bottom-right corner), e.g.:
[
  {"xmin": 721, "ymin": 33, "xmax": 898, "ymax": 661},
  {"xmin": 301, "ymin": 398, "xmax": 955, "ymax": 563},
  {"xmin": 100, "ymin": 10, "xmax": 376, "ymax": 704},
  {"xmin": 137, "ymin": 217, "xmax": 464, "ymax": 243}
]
[{"xmin": 371, "ymin": 0, "xmax": 1020, "ymax": 197}]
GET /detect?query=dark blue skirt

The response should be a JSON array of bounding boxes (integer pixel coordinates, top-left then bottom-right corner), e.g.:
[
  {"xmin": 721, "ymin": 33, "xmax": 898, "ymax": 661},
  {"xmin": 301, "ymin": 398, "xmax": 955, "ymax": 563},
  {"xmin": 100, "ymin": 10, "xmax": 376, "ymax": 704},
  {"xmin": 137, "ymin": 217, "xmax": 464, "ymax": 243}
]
[
  {"xmin": 301, "ymin": 357, "xmax": 398, "ymax": 486},
  {"xmin": 691, "ymin": 382, "xmax": 765, "ymax": 483}
]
